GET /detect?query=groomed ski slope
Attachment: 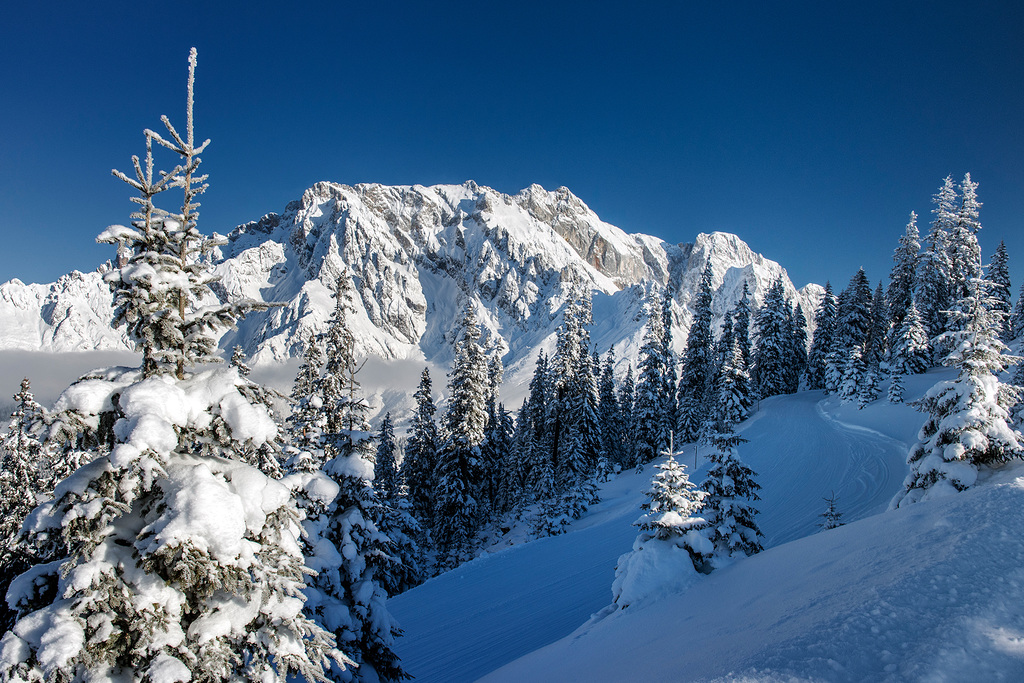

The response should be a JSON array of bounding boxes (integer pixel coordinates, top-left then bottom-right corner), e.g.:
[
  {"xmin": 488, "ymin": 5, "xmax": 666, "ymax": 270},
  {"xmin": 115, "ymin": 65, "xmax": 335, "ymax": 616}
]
[{"xmin": 388, "ymin": 372, "xmax": 953, "ymax": 682}]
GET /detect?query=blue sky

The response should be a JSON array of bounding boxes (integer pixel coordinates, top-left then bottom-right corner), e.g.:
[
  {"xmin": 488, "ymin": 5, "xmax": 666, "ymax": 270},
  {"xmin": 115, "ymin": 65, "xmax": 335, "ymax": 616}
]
[{"xmin": 2, "ymin": 1, "xmax": 1023, "ymax": 293}]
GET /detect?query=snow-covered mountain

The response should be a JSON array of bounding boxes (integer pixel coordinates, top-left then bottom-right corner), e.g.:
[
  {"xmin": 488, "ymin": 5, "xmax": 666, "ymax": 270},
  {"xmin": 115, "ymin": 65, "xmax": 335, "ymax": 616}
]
[{"xmin": 0, "ymin": 182, "xmax": 822, "ymax": 382}]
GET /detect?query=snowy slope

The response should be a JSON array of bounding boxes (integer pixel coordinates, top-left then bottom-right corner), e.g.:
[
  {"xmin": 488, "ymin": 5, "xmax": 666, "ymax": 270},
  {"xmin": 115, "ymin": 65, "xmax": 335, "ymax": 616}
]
[
  {"xmin": 0, "ymin": 183, "xmax": 822, "ymax": 387},
  {"xmin": 387, "ymin": 370, "xmax": 1024, "ymax": 682}
]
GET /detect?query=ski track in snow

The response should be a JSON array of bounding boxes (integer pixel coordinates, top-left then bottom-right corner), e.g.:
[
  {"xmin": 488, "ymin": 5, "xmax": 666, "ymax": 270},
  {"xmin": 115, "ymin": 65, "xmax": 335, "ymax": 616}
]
[{"xmin": 388, "ymin": 391, "xmax": 911, "ymax": 682}]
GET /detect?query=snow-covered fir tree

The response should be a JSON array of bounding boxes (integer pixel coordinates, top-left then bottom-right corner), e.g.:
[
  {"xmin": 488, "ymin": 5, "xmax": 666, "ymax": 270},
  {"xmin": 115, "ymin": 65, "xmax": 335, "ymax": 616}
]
[
  {"xmin": 303, "ymin": 276, "xmax": 410, "ymax": 682},
  {"xmin": 888, "ymin": 373, "xmax": 905, "ymax": 404},
  {"xmin": 229, "ymin": 344, "xmax": 251, "ymax": 376},
  {"xmin": 889, "ymin": 300, "xmax": 930, "ymax": 376},
  {"xmin": 858, "ymin": 366, "xmax": 880, "ymax": 408},
  {"xmin": 888, "ymin": 211, "xmax": 920, "ymax": 335},
  {"xmin": 618, "ymin": 364, "xmax": 636, "ymax": 468},
  {"xmin": 1, "ymin": 50, "xmax": 344, "ymax": 682},
  {"xmin": 917, "ymin": 177, "xmax": 956, "ymax": 342},
  {"xmin": 864, "ymin": 283, "xmax": 889, "ymax": 370},
  {"xmin": 598, "ymin": 349, "xmax": 626, "ymax": 471},
  {"xmin": 375, "ymin": 413, "xmax": 399, "ymax": 501},
  {"xmin": 891, "ymin": 276, "xmax": 1023, "ymax": 508},
  {"xmin": 701, "ymin": 424, "xmax": 763, "ymax": 560},
  {"xmin": 402, "ymin": 367, "xmax": 439, "ymax": 534},
  {"xmin": 480, "ymin": 354, "xmax": 508, "ymax": 516},
  {"xmin": 1011, "ymin": 281, "xmax": 1024, "ymax": 341},
  {"xmin": 839, "ymin": 344, "xmax": 867, "ymax": 403},
  {"xmin": 787, "ymin": 303, "xmax": 809, "ymax": 392},
  {"xmin": 806, "ymin": 282, "xmax": 837, "ymax": 390},
  {"xmin": 611, "ymin": 453, "xmax": 713, "ymax": 609},
  {"xmin": 733, "ymin": 283, "xmax": 753, "ymax": 372},
  {"xmin": 677, "ymin": 263, "xmax": 715, "ymax": 441},
  {"xmin": 818, "ymin": 492, "xmax": 844, "ymax": 530},
  {"xmin": 752, "ymin": 278, "xmax": 790, "ymax": 398},
  {"xmin": 433, "ymin": 302, "xmax": 489, "ymax": 570},
  {"xmin": 947, "ymin": 173, "xmax": 983, "ymax": 304},
  {"xmin": 0, "ymin": 378, "xmax": 48, "ymax": 632},
  {"xmin": 988, "ymin": 240, "xmax": 1012, "ymax": 340},
  {"xmin": 286, "ymin": 333, "xmax": 327, "ymax": 471},
  {"xmin": 634, "ymin": 293, "xmax": 671, "ymax": 467},
  {"xmin": 833, "ymin": 268, "xmax": 873, "ymax": 362},
  {"xmin": 714, "ymin": 337, "xmax": 753, "ymax": 430},
  {"xmin": 659, "ymin": 290, "xmax": 680, "ymax": 445}
]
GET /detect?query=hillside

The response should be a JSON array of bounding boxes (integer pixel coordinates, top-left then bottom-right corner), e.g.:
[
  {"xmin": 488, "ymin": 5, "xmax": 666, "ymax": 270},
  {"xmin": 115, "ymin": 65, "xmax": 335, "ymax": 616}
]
[{"xmin": 386, "ymin": 370, "xmax": 1024, "ymax": 682}]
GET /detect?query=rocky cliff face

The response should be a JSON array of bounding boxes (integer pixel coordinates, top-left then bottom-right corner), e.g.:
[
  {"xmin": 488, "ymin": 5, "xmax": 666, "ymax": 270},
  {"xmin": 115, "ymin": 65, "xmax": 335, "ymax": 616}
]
[{"xmin": 0, "ymin": 182, "xmax": 822, "ymax": 380}]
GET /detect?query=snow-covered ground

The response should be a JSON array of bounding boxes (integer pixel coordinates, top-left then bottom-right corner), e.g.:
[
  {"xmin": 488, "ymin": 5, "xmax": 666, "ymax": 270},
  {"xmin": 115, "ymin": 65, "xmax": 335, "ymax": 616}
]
[{"xmin": 389, "ymin": 370, "xmax": 1024, "ymax": 682}]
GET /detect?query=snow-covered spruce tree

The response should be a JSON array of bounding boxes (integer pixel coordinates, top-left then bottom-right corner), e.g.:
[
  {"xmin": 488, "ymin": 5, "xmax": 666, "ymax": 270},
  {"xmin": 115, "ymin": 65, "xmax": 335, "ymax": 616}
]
[
  {"xmin": 701, "ymin": 424, "xmax": 763, "ymax": 560},
  {"xmin": 286, "ymin": 333, "xmax": 327, "ymax": 472},
  {"xmin": 520, "ymin": 352, "xmax": 555, "ymax": 505},
  {"xmin": 433, "ymin": 302, "xmax": 489, "ymax": 570},
  {"xmin": 890, "ymin": 277, "xmax": 1023, "ymax": 508},
  {"xmin": 988, "ymin": 240, "xmax": 1012, "ymax": 340},
  {"xmin": 611, "ymin": 454, "xmax": 712, "ymax": 609},
  {"xmin": 888, "ymin": 373, "xmax": 905, "ymax": 404},
  {"xmin": 947, "ymin": 173, "xmax": 983, "ymax": 304},
  {"xmin": 1, "ymin": 50, "xmax": 344, "ymax": 682},
  {"xmin": 230, "ymin": 344, "xmax": 251, "ymax": 376},
  {"xmin": 0, "ymin": 379, "xmax": 48, "ymax": 632},
  {"xmin": 857, "ymin": 365, "xmax": 880, "ymax": 408},
  {"xmin": 889, "ymin": 300, "xmax": 930, "ymax": 376},
  {"xmin": 491, "ymin": 404, "xmax": 519, "ymax": 515},
  {"xmin": 402, "ymin": 367, "xmax": 438, "ymax": 534},
  {"xmin": 834, "ymin": 268, "xmax": 872, "ymax": 362},
  {"xmin": 864, "ymin": 283, "xmax": 889, "ymax": 371},
  {"xmin": 917, "ymin": 177, "xmax": 956, "ymax": 342},
  {"xmin": 818, "ymin": 492, "xmax": 844, "ymax": 530},
  {"xmin": 839, "ymin": 344, "xmax": 866, "ymax": 403},
  {"xmin": 1011, "ymin": 281, "xmax": 1024, "ymax": 341},
  {"xmin": 479, "ymin": 354, "xmax": 507, "ymax": 517},
  {"xmin": 303, "ymin": 275, "xmax": 411, "ymax": 682},
  {"xmin": 753, "ymin": 278, "xmax": 790, "ymax": 398},
  {"xmin": 598, "ymin": 349, "xmax": 625, "ymax": 471},
  {"xmin": 733, "ymin": 283, "xmax": 753, "ymax": 371},
  {"xmin": 634, "ymin": 295, "xmax": 670, "ymax": 467},
  {"xmin": 618, "ymin": 364, "xmax": 636, "ymax": 468},
  {"xmin": 677, "ymin": 263, "xmax": 715, "ymax": 442},
  {"xmin": 714, "ymin": 337, "xmax": 753, "ymax": 430},
  {"xmin": 786, "ymin": 303, "xmax": 809, "ymax": 392},
  {"xmin": 659, "ymin": 290, "xmax": 680, "ymax": 445},
  {"xmin": 806, "ymin": 282, "xmax": 837, "ymax": 390},
  {"xmin": 888, "ymin": 212, "xmax": 920, "ymax": 335},
  {"xmin": 375, "ymin": 413, "xmax": 399, "ymax": 502}
]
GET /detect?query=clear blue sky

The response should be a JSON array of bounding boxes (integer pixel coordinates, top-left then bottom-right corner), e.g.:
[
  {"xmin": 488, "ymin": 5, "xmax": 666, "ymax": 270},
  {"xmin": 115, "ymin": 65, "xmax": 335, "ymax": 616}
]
[{"xmin": 2, "ymin": 1, "xmax": 1023, "ymax": 293}]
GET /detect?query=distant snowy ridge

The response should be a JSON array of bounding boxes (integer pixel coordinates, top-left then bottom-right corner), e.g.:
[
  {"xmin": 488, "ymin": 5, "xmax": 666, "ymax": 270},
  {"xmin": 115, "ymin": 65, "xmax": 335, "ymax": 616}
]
[{"xmin": 0, "ymin": 182, "xmax": 822, "ymax": 377}]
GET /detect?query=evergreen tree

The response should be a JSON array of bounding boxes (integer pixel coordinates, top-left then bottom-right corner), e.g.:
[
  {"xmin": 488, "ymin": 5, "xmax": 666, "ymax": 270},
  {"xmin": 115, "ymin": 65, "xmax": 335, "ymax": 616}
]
[
  {"xmin": 806, "ymin": 282, "xmax": 837, "ymax": 390},
  {"xmin": 375, "ymin": 413, "xmax": 399, "ymax": 501},
  {"xmin": 834, "ymin": 268, "xmax": 873, "ymax": 357},
  {"xmin": 634, "ymin": 295, "xmax": 669, "ymax": 466},
  {"xmin": 864, "ymin": 283, "xmax": 889, "ymax": 370},
  {"xmin": 677, "ymin": 263, "xmax": 715, "ymax": 441},
  {"xmin": 839, "ymin": 344, "xmax": 866, "ymax": 403},
  {"xmin": 1, "ymin": 50, "xmax": 344, "ymax": 682},
  {"xmin": 818, "ymin": 492, "xmax": 844, "ymax": 530},
  {"xmin": 888, "ymin": 211, "xmax": 921, "ymax": 333},
  {"xmin": 1011, "ymin": 281, "xmax": 1024, "ymax": 340},
  {"xmin": 917, "ymin": 177, "xmax": 956, "ymax": 341},
  {"xmin": 660, "ymin": 290, "xmax": 680, "ymax": 443},
  {"xmin": 891, "ymin": 276, "xmax": 1023, "ymax": 508},
  {"xmin": 947, "ymin": 173, "xmax": 984, "ymax": 303},
  {"xmin": 598, "ymin": 349, "xmax": 625, "ymax": 470},
  {"xmin": 701, "ymin": 426, "xmax": 763, "ymax": 559},
  {"xmin": 715, "ymin": 337, "xmax": 754, "ymax": 430},
  {"xmin": 889, "ymin": 300, "xmax": 930, "ymax": 375},
  {"xmin": 286, "ymin": 334, "xmax": 327, "ymax": 472},
  {"xmin": 491, "ymin": 404, "xmax": 519, "ymax": 514},
  {"xmin": 753, "ymin": 278, "xmax": 789, "ymax": 398},
  {"xmin": 611, "ymin": 454, "xmax": 712, "ymax": 608},
  {"xmin": 732, "ymin": 283, "xmax": 753, "ymax": 372},
  {"xmin": 618, "ymin": 364, "xmax": 636, "ymax": 468},
  {"xmin": 229, "ymin": 344, "xmax": 251, "ymax": 376},
  {"xmin": 433, "ymin": 302, "xmax": 489, "ymax": 569},
  {"xmin": 988, "ymin": 240, "xmax": 1012, "ymax": 340},
  {"xmin": 402, "ymin": 368, "xmax": 439, "ymax": 533},
  {"xmin": 788, "ymin": 303, "xmax": 809, "ymax": 392},
  {"xmin": 0, "ymin": 379, "xmax": 47, "ymax": 632},
  {"xmin": 888, "ymin": 373, "xmax": 905, "ymax": 404},
  {"xmin": 479, "ymin": 354, "xmax": 507, "ymax": 516},
  {"xmin": 858, "ymin": 366, "xmax": 880, "ymax": 408}
]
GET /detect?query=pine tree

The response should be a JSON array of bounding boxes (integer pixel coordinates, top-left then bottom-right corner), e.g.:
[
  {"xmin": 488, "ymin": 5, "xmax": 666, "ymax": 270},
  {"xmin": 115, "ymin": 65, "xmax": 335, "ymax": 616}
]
[
  {"xmin": 0, "ymin": 379, "xmax": 47, "ymax": 632},
  {"xmin": 598, "ymin": 349, "xmax": 625, "ymax": 470},
  {"xmin": 788, "ymin": 303, "xmax": 809, "ymax": 392},
  {"xmin": 891, "ymin": 276, "xmax": 1023, "ymax": 508},
  {"xmin": 806, "ymin": 282, "xmax": 837, "ymax": 390},
  {"xmin": 229, "ymin": 344, "xmax": 251, "ymax": 376},
  {"xmin": 917, "ymin": 177, "xmax": 956, "ymax": 341},
  {"xmin": 375, "ymin": 413, "xmax": 399, "ymax": 501},
  {"xmin": 611, "ymin": 453, "xmax": 712, "ymax": 608},
  {"xmin": 864, "ymin": 283, "xmax": 889, "ymax": 370},
  {"xmin": 715, "ymin": 337, "xmax": 753, "ymax": 430},
  {"xmin": 834, "ymin": 268, "xmax": 873, "ymax": 358},
  {"xmin": 618, "ymin": 364, "xmax": 636, "ymax": 468},
  {"xmin": 858, "ymin": 366, "xmax": 880, "ymax": 408},
  {"xmin": 2, "ymin": 50, "xmax": 344, "ymax": 682},
  {"xmin": 887, "ymin": 373, "xmax": 905, "ymax": 404},
  {"xmin": 1011, "ymin": 281, "xmax": 1024, "ymax": 341},
  {"xmin": 479, "ymin": 354, "xmax": 507, "ymax": 516},
  {"xmin": 818, "ymin": 492, "xmax": 844, "ymax": 530},
  {"xmin": 839, "ymin": 344, "xmax": 866, "ymax": 403},
  {"xmin": 634, "ymin": 296, "xmax": 669, "ymax": 466},
  {"xmin": 660, "ymin": 290, "xmax": 680, "ymax": 443},
  {"xmin": 889, "ymin": 300, "xmax": 930, "ymax": 375},
  {"xmin": 433, "ymin": 302, "xmax": 489, "ymax": 570},
  {"xmin": 677, "ymin": 263, "xmax": 715, "ymax": 441},
  {"xmin": 753, "ymin": 278, "xmax": 789, "ymax": 398},
  {"xmin": 403, "ymin": 368, "xmax": 439, "ymax": 533},
  {"xmin": 948, "ymin": 173, "xmax": 984, "ymax": 303},
  {"xmin": 733, "ymin": 283, "xmax": 753, "ymax": 371},
  {"xmin": 888, "ymin": 212, "xmax": 920, "ymax": 333},
  {"xmin": 988, "ymin": 240, "xmax": 1012, "ymax": 340},
  {"xmin": 701, "ymin": 426, "xmax": 763, "ymax": 559},
  {"xmin": 286, "ymin": 333, "xmax": 327, "ymax": 471}
]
